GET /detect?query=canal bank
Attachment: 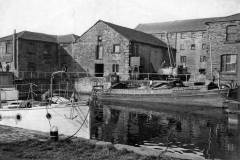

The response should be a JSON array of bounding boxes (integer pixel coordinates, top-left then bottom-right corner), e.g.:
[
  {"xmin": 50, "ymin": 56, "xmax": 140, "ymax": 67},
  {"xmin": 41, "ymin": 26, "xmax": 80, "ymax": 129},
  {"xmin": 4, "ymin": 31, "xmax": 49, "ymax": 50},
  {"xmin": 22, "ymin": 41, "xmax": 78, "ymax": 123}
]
[{"xmin": 0, "ymin": 125, "xmax": 184, "ymax": 160}]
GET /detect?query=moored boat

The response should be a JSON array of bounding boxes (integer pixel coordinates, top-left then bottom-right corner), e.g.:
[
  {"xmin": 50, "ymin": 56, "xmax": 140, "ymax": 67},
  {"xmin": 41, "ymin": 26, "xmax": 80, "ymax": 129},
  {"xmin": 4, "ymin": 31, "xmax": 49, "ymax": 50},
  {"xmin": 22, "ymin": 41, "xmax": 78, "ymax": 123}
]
[{"xmin": 94, "ymin": 81, "xmax": 230, "ymax": 108}]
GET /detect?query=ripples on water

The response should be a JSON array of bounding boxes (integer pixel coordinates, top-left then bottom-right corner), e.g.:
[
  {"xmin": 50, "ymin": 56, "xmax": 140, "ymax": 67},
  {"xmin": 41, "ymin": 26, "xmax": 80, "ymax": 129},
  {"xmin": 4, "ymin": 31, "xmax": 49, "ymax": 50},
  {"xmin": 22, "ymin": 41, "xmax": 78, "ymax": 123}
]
[{"xmin": 90, "ymin": 101, "xmax": 240, "ymax": 160}]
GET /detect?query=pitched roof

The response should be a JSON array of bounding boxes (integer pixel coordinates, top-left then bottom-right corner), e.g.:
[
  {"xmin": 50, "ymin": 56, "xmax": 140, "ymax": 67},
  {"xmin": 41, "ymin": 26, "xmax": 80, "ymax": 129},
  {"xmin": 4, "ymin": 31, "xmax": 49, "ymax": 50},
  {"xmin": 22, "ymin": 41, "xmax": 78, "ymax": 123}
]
[
  {"xmin": 206, "ymin": 13, "xmax": 240, "ymax": 23},
  {"xmin": 135, "ymin": 17, "xmax": 220, "ymax": 33},
  {"xmin": 100, "ymin": 20, "xmax": 167, "ymax": 48},
  {"xmin": 0, "ymin": 31, "xmax": 57, "ymax": 43},
  {"xmin": 57, "ymin": 34, "xmax": 80, "ymax": 43},
  {"xmin": 0, "ymin": 31, "xmax": 79, "ymax": 43}
]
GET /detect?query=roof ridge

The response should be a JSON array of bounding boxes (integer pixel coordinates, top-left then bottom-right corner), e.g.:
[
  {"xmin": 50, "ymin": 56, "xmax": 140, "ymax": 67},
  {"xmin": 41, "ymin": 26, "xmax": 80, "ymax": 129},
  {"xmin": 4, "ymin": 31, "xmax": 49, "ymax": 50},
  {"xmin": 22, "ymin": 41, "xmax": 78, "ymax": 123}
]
[
  {"xmin": 101, "ymin": 20, "xmax": 167, "ymax": 48},
  {"xmin": 138, "ymin": 16, "xmax": 221, "ymax": 26},
  {"xmin": 102, "ymin": 20, "xmax": 159, "ymax": 37}
]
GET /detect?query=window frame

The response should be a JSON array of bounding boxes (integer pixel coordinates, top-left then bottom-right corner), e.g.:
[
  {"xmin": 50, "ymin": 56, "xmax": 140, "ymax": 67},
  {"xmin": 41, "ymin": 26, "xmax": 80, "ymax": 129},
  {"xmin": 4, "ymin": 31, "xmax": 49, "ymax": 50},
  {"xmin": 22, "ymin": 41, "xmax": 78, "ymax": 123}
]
[
  {"xmin": 180, "ymin": 56, "xmax": 187, "ymax": 63},
  {"xmin": 202, "ymin": 43, "xmax": 206, "ymax": 50},
  {"xmin": 112, "ymin": 64, "xmax": 119, "ymax": 73},
  {"xmin": 180, "ymin": 32, "xmax": 187, "ymax": 39},
  {"xmin": 202, "ymin": 31, "xmax": 207, "ymax": 38},
  {"xmin": 220, "ymin": 54, "xmax": 237, "ymax": 73},
  {"xmin": 180, "ymin": 44, "xmax": 185, "ymax": 50},
  {"xmin": 226, "ymin": 25, "xmax": 239, "ymax": 42},
  {"xmin": 200, "ymin": 55, "xmax": 207, "ymax": 62},
  {"xmin": 191, "ymin": 32, "xmax": 196, "ymax": 38},
  {"xmin": 0, "ymin": 43, "xmax": 6, "ymax": 55},
  {"xmin": 113, "ymin": 44, "xmax": 120, "ymax": 54},
  {"xmin": 96, "ymin": 45, "xmax": 103, "ymax": 59},
  {"xmin": 191, "ymin": 44, "xmax": 196, "ymax": 50},
  {"xmin": 6, "ymin": 42, "xmax": 13, "ymax": 54}
]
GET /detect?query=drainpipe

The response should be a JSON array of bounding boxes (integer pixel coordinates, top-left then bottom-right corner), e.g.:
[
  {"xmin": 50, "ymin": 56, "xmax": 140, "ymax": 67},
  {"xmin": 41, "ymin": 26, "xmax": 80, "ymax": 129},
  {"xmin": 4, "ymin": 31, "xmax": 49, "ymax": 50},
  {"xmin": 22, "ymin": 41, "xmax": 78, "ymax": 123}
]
[
  {"xmin": 207, "ymin": 25, "xmax": 213, "ymax": 80},
  {"xmin": 13, "ymin": 29, "xmax": 16, "ymax": 70}
]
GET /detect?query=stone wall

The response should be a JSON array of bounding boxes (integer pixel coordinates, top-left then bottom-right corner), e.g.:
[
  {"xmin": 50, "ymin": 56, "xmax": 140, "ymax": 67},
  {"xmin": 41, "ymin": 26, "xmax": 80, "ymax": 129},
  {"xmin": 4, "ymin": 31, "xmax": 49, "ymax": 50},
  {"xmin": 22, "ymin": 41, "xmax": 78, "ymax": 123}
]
[
  {"xmin": 207, "ymin": 21, "xmax": 240, "ymax": 84},
  {"xmin": 18, "ymin": 39, "xmax": 59, "ymax": 72},
  {"xmin": 72, "ymin": 21, "xmax": 130, "ymax": 81},
  {"xmin": 152, "ymin": 31, "xmax": 208, "ymax": 77}
]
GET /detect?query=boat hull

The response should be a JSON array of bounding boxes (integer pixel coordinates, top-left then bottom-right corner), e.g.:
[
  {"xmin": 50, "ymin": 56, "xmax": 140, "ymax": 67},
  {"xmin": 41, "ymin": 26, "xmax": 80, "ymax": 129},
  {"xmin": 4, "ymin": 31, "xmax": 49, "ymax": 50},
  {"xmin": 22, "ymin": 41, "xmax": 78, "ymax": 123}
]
[
  {"xmin": 97, "ymin": 88, "xmax": 229, "ymax": 108},
  {"xmin": 0, "ymin": 103, "xmax": 90, "ymax": 139}
]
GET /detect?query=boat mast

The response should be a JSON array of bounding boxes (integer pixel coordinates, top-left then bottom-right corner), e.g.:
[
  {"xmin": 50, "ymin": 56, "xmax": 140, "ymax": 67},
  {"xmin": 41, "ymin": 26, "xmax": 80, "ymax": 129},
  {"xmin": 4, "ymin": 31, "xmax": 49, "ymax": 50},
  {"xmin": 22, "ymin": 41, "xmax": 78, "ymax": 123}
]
[{"xmin": 166, "ymin": 32, "xmax": 173, "ymax": 68}]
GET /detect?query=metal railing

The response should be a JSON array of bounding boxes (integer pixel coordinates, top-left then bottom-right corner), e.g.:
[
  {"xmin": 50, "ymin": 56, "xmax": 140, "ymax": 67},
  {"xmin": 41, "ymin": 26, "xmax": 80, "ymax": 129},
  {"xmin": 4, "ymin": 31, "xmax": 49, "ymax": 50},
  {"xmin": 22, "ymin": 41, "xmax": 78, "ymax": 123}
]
[{"xmin": 16, "ymin": 71, "xmax": 196, "ymax": 82}]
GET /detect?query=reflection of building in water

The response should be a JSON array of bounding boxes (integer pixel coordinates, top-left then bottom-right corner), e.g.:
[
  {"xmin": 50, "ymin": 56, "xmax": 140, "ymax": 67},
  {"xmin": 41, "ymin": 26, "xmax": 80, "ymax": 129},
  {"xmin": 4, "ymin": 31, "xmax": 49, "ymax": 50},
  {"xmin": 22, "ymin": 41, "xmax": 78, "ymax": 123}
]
[{"xmin": 90, "ymin": 104, "xmax": 240, "ymax": 159}]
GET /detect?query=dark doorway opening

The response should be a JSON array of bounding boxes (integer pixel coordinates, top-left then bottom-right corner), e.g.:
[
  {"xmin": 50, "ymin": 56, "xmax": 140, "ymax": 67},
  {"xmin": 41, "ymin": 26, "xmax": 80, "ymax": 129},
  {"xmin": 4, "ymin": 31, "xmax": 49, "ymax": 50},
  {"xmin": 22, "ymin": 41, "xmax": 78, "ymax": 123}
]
[{"xmin": 95, "ymin": 64, "xmax": 104, "ymax": 77}]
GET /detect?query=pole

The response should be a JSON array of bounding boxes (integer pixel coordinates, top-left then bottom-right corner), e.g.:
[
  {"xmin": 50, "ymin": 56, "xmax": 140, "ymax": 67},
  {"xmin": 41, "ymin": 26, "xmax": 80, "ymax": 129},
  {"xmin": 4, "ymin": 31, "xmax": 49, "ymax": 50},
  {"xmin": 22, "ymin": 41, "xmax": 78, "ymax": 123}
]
[
  {"xmin": 207, "ymin": 26, "xmax": 213, "ymax": 80},
  {"xmin": 0, "ymin": 89, "xmax": 1, "ymax": 108}
]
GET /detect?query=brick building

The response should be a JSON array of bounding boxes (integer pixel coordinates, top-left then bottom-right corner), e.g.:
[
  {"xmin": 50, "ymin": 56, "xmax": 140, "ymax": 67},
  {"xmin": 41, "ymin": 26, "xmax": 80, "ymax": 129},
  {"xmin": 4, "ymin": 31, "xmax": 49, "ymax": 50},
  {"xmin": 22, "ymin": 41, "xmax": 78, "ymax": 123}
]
[
  {"xmin": 206, "ymin": 13, "xmax": 240, "ymax": 84},
  {"xmin": 71, "ymin": 20, "xmax": 173, "ymax": 80},
  {"xmin": 0, "ymin": 31, "xmax": 79, "ymax": 80}
]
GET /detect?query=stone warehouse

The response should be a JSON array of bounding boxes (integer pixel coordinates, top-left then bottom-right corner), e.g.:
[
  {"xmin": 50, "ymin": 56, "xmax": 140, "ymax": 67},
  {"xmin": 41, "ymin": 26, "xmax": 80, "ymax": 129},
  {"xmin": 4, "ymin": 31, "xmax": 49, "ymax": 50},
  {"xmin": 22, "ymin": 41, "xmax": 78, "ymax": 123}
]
[
  {"xmin": 0, "ymin": 31, "xmax": 79, "ymax": 80},
  {"xmin": 136, "ymin": 17, "xmax": 218, "ymax": 78},
  {"xmin": 206, "ymin": 14, "xmax": 240, "ymax": 83},
  {"xmin": 136, "ymin": 13, "xmax": 240, "ymax": 83},
  {"xmin": 71, "ymin": 20, "xmax": 174, "ymax": 80}
]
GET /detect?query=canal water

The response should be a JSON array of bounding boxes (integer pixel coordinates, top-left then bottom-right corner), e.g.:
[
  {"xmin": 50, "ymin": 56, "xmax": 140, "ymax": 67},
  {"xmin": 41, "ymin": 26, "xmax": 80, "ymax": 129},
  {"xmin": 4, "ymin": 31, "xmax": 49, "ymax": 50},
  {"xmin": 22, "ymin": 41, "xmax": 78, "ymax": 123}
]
[
  {"xmin": 90, "ymin": 101, "xmax": 240, "ymax": 160},
  {"xmin": 1, "ymin": 96, "xmax": 240, "ymax": 160}
]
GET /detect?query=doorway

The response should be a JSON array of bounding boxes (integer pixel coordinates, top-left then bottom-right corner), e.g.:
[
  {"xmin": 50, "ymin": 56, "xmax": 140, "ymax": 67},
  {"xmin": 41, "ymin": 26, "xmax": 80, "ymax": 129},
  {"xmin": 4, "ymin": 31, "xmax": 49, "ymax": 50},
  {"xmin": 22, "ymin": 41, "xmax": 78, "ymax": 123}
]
[{"xmin": 95, "ymin": 64, "xmax": 104, "ymax": 77}]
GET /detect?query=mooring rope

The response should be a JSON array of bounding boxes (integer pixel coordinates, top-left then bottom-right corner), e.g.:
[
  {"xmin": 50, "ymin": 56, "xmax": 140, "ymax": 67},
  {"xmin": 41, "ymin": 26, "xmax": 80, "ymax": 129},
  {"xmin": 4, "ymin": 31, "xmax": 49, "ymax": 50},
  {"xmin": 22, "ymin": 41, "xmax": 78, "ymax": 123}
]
[{"xmin": 64, "ymin": 109, "xmax": 90, "ymax": 140}]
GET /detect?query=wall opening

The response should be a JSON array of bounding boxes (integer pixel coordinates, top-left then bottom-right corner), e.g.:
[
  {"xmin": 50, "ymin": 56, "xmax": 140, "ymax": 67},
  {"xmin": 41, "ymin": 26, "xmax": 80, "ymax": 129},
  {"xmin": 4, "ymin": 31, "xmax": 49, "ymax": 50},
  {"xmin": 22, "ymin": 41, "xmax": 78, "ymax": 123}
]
[{"xmin": 95, "ymin": 64, "xmax": 104, "ymax": 77}]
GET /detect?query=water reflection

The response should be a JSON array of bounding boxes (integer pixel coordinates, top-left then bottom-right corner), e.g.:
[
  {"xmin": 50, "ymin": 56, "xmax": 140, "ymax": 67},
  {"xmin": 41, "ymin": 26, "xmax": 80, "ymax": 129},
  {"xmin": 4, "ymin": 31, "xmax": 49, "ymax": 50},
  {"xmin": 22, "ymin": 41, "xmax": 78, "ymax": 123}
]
[{"xmin": 90, "ymin": 102, "xmax": 240, "ymax": 160}]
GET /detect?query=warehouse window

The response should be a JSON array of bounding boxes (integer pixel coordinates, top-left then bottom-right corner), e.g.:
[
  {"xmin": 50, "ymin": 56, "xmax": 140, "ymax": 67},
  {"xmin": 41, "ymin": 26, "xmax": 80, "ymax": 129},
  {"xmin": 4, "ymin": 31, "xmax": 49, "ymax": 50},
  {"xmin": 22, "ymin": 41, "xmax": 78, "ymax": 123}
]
[
  {"xmin": 202, "ymin": 31, "xmax": 207, "ymax": 38},
  {"xmin": 180, "ymin": 44, "xmax": 185, "ymax": 50},
  {"xmin": 191, "ymin": 32, "xmax": 196, "ymax": 38},
  {"xmin": 202, "ymin": 43, "xmax": 207, "ymax": 50},
  {"xmin": 200, "ymin": 56, "xmax": 207, "ymax": 62},
  {"xmin": 0, "ymin": 43, "xmax": 6, "ymax": 55},
  {"xmin": 6, "ymin": 42, "xmax": 13, "ymax": 54},
  {"xmin": 180, "ymin": 56, "xmax": 186, "ymax": 63},
  {"xmin": 112, "ymin": 64, "xmax": 119, "ymax": 73},
  {"xmin": 96, "ymin": 45, "xmax": 103, "ymax": 59},
  {"xmin": 181, "ymin": 32, "xmax": 187, "ymax": 39},
  {"xmin": 226, "ymin": 25, "xmax": 239, "ymax": 42},
  {"xmin": 221, "ymin": 54, "xmax": 237, "ymax": 73},
  {"xmin": 113, "ymin": 44, "xmax": 120, "ymax": 53},
  {"xmin": 191, "ymin": 44, "xmax": 196, "ymax": 50}
]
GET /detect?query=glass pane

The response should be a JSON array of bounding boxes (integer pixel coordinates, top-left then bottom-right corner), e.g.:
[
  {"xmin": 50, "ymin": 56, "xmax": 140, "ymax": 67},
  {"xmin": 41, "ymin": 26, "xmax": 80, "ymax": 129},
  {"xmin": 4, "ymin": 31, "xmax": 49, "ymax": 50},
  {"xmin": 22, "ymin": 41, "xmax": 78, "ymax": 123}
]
[
  {"xmin": 114, "ymin": 45, "xmax": 120, "ymax": 53},
  {"xmin": 227, "ymin": 34, "xmax": 237, "ymax": 41},
  {"xmin": 228, "ymin": 26, "xmax": 237, "ymax": 34},
  {"xmin": 230, "ymin": 55, "xmax": 237, "ymax": 64},
  {"xmin": 112, "ymin": 64, "xmax": 115, "ymax": 72},
  {"xmin": 226, "ymin": 55, "xmax": 231, "ymax": 63},
  {"xmin": 221, "ymin": 56, "xmax": 226, "ymax": 71},
  {"xmin": 99, "ymin": 46, "xmax": 103, "ymax": 59},
  {"xmin": 116, "ymin": 64, "xmax": 119, "ymax": 72}
]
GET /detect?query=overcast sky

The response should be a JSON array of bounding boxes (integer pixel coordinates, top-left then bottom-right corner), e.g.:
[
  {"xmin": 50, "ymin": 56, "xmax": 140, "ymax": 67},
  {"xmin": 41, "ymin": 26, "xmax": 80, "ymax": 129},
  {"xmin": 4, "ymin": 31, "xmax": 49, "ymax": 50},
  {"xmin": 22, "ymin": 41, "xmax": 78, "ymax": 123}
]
[{"xmin": 0, "ymin": 0, "xmax": 239, "ymax": 37}]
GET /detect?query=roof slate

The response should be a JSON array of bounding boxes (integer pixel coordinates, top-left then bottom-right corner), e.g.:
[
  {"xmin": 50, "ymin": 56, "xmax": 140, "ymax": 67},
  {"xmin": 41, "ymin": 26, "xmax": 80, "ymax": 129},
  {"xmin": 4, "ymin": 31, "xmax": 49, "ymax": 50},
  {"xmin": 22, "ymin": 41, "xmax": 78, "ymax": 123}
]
[
  {"xmin": 206, "ymin": 13, "xmax": 240, "ymax": 23},
  {"xmin": 0, "ymin": 31, "xmax": 79, "ymax": 44},
  {"xmin": 101, "ymin": 20, "xmax": 167, "ymax": 48},
  {"xmin": 135, "ymin": 17, "xmax": 220, "ymax": 33}
]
